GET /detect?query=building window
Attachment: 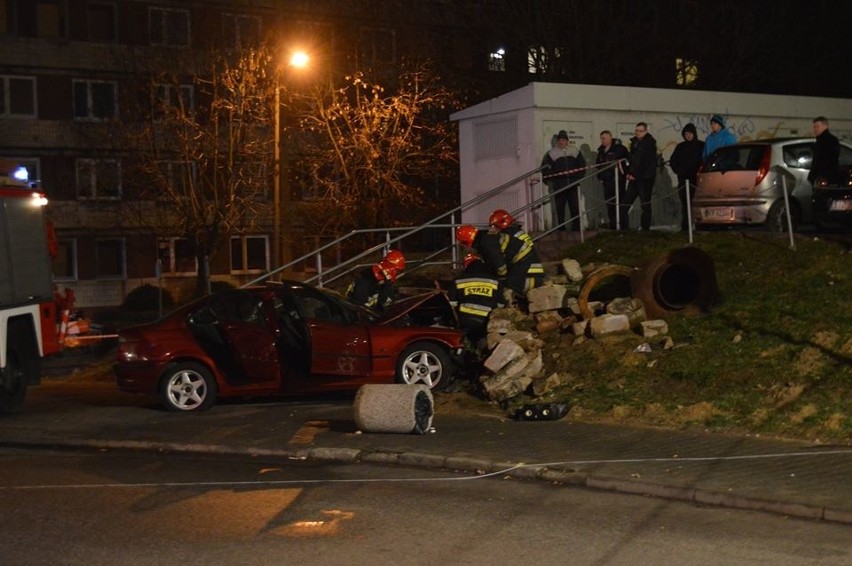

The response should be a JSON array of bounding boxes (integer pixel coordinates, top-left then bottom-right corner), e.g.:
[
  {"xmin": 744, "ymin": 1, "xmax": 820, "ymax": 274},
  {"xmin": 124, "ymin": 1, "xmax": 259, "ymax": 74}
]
[
  {"xmin": 488, "ymin": 48, "xmax": 506, "ymax": 72},
  {"xmin": 1, "ymin": 0, "xmax": 14, "ymax": 34},
  {"xmin": 88, "ymin": 1, "xmax": 116, "ymax": 42},
  {"xmin": 149, "ymin": 7, "xmax": 189, "ymax": 47},
  {"xmin": 76, "ymin": 158, "xmax": 121, "ymax": 199},
  {"xmin": 36, "ymin": 0, "xmax": 66, "ymax": 39},
  {"xmin": 153, "ymin": 83, "xmax": 194, "ymax": 118},
  {"xmin": 675, "ymin": 58, "xmax": 699, "ymax": 87},
  {"xmin": 230, "ymin": 235, "xmax": 268, "ymax": 273},
  {"xmin": 0, "ymin": 75, "xmax": 36, "ymax": 117},
  {"xmin": 358, "ymin": 27, "xmax": 395, "ymax": 68},
  {"xmin": 474, "ymin": 119, "xmax": 518, "ymax": 161},
  {"xmin": 96, "ymin": 238, "xmax": 125, "ymax": 279},
  {"xmin": 527, "ymin": 46, "xmax": 561, "ymax": 75},
  {"xmin": 157, "ymin": 237, "xmax": 197, "ymax": 275},
  {"xmin": 222, "ymin": 12, "xmax": 260, "ymax": 49},
  {"xmin": 156, "ymin": 160, "xmax": 195, "ymax": 197},
  {"xmin": 52, "ymin": 238, "xmax": 77, "ymax": 281},
  {"xmin": 73, "ymin": 79, "xmax": 117, "ymax": 120}
]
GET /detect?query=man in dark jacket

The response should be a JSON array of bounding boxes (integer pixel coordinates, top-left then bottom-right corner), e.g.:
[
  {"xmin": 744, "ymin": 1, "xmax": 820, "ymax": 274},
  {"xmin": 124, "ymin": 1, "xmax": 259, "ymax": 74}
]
[
  {"xmin": 346, "ymin": 249, "xmax": 405, "ymax": 311},
  {"xmin": 808, "ymin": 116, "xmax": 840, "ymax": 185},
  {"xmin": 669, "ymin": 123, "xmax": 705, "ymax": 230},
  {"xmin": 541, "ymin": 129, "xmax": 586, "ymax": 231},
  {"xmin": 596, "ymin": 130, "xmax": 629, "ymax": 229},
  {"xmin": 456, "ymin": 224, "xmax": 507, "ymax": 278},
  {"xmin": 623, "ymin": 122, "xmax": 658, "ymax": 231}
]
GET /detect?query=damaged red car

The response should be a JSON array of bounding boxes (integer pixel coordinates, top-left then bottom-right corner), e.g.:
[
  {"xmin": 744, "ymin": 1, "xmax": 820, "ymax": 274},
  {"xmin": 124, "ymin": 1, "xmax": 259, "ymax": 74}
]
[{"xmin": 114, "ymin": 281, "xmax": 464, "ymax": 412}]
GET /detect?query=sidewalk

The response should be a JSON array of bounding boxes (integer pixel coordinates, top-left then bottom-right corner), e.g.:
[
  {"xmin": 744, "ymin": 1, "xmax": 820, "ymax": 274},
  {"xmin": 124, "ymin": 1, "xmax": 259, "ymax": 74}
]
[{"xmin": 2, "ymin": 383, "xmax": 852, "ymax": 524}]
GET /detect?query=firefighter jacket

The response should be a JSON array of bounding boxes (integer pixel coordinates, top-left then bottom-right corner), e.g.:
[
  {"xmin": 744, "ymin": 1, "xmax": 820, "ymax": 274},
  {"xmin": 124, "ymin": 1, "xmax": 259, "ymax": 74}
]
[
  {"xmin": 472, "ymin": 229, "xmax": 508, "ymax": 278},
  {"xmin": 346, "ymin": 266, "xmax": 396, "ymax": 310},
  {"xmin": 501, "ymin": 224, "xmax": 544, "ymax": 294},
  {"xmin": 452, "ymin": 260, "xmax": 502, "ymax": 323}
]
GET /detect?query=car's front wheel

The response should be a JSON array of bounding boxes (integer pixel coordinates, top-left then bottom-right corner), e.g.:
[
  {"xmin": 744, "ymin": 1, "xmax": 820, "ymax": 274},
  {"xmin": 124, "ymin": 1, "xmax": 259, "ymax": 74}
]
[
  {"xmin": 160, "ymin": 362, "xmax": 218, "ymax": 412},
  {"xmin": 396, "ymin": 342, "xmax": 452, "ymax": 391}
]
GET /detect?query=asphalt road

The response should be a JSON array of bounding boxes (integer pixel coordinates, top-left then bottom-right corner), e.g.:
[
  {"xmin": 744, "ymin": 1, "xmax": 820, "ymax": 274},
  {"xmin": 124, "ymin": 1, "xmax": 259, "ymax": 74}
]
[{"xmin": 1, "ymin": 447, "xmax": 850, "ymax": 566}]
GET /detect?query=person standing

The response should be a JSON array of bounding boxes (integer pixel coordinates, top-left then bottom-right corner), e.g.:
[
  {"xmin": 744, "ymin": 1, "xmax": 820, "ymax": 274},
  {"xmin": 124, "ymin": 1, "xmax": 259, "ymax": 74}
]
[
  {"xmin": 808, "ymin": 116, "xmax": 840, "ymax": 185},
  {"xmin": 622, "ymin": 122, "xmax": 658, "ymax": 231},
  {"xmin": 669, "ymin": 123, "xmax": 705, "ymax": 230},
  {"xmin": 702, "ymin": 114, "xmax": 737, "ymax": 162},
  {"xmin": 595, "ymin": 130, "xmax": 629, "ymax": 229},
  {"xmin": 541, "ymin": 129, "xmax": 586, "ymax": 231}
]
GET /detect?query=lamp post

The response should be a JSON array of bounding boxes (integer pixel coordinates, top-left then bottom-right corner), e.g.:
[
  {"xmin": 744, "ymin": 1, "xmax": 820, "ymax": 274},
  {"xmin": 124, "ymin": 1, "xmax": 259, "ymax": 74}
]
[{"xmin": 273, "ymin": 49, "xmax": 309, "ymax": 275}]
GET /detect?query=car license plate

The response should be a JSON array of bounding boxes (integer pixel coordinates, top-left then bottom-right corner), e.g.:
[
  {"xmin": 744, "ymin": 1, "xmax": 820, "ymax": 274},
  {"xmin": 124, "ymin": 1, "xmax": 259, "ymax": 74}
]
[
  {"xmin": 829, "ymin": 200, "xmax": 852, "ymax": 211},
  {"xmin": 702, "ymin": 208, "xmax": 734, "ymax": 220}
]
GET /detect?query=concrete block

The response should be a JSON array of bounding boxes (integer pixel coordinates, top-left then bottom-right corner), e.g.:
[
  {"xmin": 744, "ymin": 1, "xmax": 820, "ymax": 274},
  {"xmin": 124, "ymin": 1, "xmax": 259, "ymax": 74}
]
[
  {"xmin": 589, "ymin": 313, "xmax": 631, "ymax": 337},
  {"xmin": 641, "ymin": 319, "xmax": 669, "ymax": 338},
  {"xmin": 527, "ymin": 284, "xmax": 567, "ymax": 313},
  {"xmin": 562, "ymin": 258, "xmax": 584, "ymax": 282},
  {"xmin": 483, "ymin": 338, "xmax": 525, "ymax": 373}
]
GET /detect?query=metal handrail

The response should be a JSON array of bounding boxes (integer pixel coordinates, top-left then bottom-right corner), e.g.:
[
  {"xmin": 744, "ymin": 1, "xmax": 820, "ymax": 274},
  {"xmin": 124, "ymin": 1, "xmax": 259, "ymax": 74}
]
[{"xmin": 243, "ymin": 164, "xmax": 550, "ymax": 288}]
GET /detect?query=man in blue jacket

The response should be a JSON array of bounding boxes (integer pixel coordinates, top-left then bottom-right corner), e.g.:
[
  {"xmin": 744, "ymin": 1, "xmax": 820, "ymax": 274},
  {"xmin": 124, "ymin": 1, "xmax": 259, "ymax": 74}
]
[{"xmin": 702, "ymin": 114, "xmax": 737, "ymax": 162}]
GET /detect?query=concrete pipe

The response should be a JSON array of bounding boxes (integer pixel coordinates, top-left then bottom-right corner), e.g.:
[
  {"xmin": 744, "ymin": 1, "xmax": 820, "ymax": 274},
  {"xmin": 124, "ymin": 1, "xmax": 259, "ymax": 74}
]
[
  {"xmin": 630, "ymin": 247, "xmax": 718, "ymax": 319},
  {"xmin": 577, "ymin": 264, "xmax": 635, "ymax": 320},
  {"xmin": 353, "ymin": 384, "xmax": 434, "ymax": 434}
]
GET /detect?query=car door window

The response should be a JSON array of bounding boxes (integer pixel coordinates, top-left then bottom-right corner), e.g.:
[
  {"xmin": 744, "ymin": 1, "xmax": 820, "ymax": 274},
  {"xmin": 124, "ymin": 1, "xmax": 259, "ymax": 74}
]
[
  {"xmin": 782, "ymin": 143, "xmax": 814, "ymax": 170},
  {"xmin": 210, "ymin": 290, "xmax": 264, "ymax": 325},
  {"xmin": 839, "ymin": 145, "xmax": 852, "ymax": 167}
]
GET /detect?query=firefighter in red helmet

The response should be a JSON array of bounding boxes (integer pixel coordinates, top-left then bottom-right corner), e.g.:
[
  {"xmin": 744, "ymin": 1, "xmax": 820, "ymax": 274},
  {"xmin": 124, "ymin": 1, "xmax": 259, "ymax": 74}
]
[
  {"xmin": 346, "ymin": 249, "xmax": 406, "ymax": 311},
  {"xmin": 488, "ymin": 209, "xmax": 544, "ymax": 301},
  {"xmin": 455, "ymin": 224, "xmax": 507, "ymax": 278}
]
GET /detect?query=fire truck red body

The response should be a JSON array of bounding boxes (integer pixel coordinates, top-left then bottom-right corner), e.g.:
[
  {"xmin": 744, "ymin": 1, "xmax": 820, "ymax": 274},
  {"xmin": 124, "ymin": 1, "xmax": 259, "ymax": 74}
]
[{"xmin": 0, "ymin": 171, "xmax": 60, "ymax": 413}]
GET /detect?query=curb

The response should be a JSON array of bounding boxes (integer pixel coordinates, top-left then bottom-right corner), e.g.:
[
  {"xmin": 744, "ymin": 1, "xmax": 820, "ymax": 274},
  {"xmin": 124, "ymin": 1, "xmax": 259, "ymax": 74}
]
[{"xmin": 2, "ymin": 436, "xmax": 849, "ymax": 525}]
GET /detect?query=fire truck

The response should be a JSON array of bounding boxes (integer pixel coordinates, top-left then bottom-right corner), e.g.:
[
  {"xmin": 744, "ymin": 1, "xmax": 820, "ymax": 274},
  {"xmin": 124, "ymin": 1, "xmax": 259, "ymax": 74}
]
[{"xmin": 0, "ymin": 164, "xmax": 60, "ymax": 413}]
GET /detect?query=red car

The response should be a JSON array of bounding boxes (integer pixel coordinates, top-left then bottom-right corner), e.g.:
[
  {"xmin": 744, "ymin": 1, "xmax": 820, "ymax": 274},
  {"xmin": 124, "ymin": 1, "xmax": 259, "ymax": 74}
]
[{"xmin": 114, "ymin": 281, "xmax": 464, "ymax": 412}]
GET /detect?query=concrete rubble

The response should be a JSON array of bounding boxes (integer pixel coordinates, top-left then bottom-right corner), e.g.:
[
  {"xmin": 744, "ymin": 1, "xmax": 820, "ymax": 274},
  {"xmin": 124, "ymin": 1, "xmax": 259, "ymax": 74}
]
[{"xmin": 477, "ymin": 257, "xmax": 671, "ymax": 403}]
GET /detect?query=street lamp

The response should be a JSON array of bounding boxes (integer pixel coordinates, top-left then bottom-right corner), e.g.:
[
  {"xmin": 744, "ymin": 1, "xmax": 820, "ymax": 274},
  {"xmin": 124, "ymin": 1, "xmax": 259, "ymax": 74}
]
[{"xmin": 273, "ymin": 49, "xmax": 310, "ymax": 276}]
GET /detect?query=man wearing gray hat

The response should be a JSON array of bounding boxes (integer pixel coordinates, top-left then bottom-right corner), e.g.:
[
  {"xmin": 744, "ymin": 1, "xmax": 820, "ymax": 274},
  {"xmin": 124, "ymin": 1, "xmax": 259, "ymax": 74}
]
[
  {"xmin": 541, "ymin": 129, "xmax": 585, "ymax": 231},
  {"xmin": 702, "ymin": 114, "xmax": 737, "ymax": 162}
]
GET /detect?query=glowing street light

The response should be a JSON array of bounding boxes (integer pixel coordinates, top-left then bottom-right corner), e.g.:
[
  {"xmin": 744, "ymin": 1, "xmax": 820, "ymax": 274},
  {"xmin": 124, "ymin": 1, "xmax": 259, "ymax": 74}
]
[{"xmin": 273, "ymin": 49, "xmax": 310, "ymax": 275}]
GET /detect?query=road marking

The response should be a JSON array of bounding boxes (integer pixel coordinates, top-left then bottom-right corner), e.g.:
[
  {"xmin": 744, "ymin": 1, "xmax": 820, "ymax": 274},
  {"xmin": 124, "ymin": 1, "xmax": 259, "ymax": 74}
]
[{"xmin": 288, "ymin": 420, "xmax": 331, "ymax": 446}]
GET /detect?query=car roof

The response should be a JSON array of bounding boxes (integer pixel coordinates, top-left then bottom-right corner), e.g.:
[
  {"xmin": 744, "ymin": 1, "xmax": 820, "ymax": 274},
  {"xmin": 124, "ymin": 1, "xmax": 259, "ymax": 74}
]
[{"xmin": 722, "ymin": 137, "xmax": 851, "ymax": 148}]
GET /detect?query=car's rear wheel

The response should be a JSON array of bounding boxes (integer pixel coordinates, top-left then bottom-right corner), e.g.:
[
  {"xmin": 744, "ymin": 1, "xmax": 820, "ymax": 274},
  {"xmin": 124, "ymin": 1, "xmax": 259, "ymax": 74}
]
[
  {"xmin": 767, "ymin": 200, "xmax": 800, "ymax": 232},
  {"xmin": 160, "ymin": 362, "xmax": 218, "ymax": 412},
  {"xmin": 396, "ymin": 342, "xmax": 452, "ymax": 391}
]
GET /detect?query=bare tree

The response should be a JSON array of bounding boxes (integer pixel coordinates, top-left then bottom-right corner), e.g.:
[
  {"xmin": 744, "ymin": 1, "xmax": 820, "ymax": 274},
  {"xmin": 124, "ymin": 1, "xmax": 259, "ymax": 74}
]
[
  {"xmin": 129, "ymin": 48, "xmax": 276, "ymax": 296},
  {"xmin": 292, "ymin": 64, "xmax": 461, "ymax": 238}
]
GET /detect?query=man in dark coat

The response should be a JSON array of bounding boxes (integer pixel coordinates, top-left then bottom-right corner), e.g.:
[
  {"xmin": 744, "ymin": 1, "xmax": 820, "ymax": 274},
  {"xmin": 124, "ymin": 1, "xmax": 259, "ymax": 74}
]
[
  {"xmin": 596, "ymin": 130, "xmax": 629, "ymax": 229},
  {"xmin": 541, "ymin": 129, "xmax": 586, "ymax": 231},
  {"xmin": 808, "ymin": 116, "xmax": 840, "ymax": 185},
  {"xmin": 669, "ymin": 123, "xmax": 705, "ymax": 230},
  {"xmin": 346, "ymin": 250, "xmax": 405, "ymax": 311},
  {"xmin": 622, "ymin": 122, "xmax": 658, "ymax": 231}
]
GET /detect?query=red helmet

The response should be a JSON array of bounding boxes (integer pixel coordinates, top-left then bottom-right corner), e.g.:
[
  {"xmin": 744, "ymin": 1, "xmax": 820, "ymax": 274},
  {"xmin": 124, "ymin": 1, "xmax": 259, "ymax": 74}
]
[
  {"xmin": 373, "ymin": 261, "xmax": 399, "ymax": 282},
  {"xmin": 489, "ymin": 209, "xmax": 513, "ymax": 230},
  {"xmin": 456, "ymin": 224, "xmax": 477, "ymax": 247},
  {"xmin": 462, "ymin": 253, "xmax": 480, "ymax": 268},
  {"xmin": 383, "ymin": 249, "xmax": 406, "ymax": 271}
]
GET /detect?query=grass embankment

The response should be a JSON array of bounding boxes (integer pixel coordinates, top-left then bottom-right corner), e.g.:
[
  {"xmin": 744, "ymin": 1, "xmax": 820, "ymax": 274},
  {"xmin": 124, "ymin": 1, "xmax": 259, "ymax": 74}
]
[{"xmin": 524, "ymin": 230, "xmax": 851, "ymax": 441}]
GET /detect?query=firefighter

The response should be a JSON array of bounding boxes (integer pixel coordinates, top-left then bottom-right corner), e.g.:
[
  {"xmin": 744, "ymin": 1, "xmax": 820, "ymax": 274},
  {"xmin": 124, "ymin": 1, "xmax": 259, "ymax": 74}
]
[
  {"xmin": 488, "ymin": 209, "xmax": 544, "ymax": 302},
  {"xmin": 451, "ymin": 253, "xmax": 503, "ymax": 345},
  {"xmin": 346, "ymin": 249, "xmax": 406, "ymax": 311},
  {"xmin": 455, "ymin": 224, "xmax": 507, "ymax": 279}
]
